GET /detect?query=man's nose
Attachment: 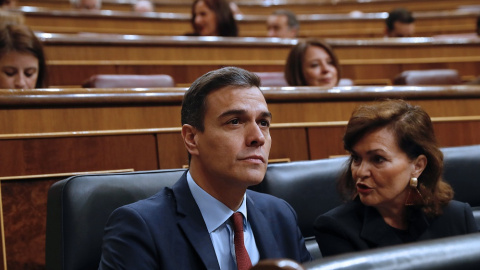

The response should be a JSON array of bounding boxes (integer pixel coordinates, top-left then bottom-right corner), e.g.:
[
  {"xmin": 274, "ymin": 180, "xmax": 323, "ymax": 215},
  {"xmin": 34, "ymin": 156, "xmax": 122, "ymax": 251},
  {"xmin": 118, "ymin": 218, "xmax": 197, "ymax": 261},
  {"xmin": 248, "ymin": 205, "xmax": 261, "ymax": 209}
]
[{"xmin": 246, "ymin": 123, "xmax": 266, "ymax": 146}]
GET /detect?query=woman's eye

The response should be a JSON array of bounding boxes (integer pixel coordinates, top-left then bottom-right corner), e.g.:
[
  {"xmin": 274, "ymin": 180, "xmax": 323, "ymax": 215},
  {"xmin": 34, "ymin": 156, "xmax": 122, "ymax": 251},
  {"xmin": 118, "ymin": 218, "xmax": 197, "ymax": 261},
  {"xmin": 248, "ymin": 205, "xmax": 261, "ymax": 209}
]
[
  {"xmin": 351, "ymin": 155, "xmax": 360, "ymax": 164},
  {"xmin": 25, "ymin": 71, "xmax": 35, "ymax": 77},
  {"xmin": 373, "ymin": 156, "xmax": 386, "ymax": 163}
]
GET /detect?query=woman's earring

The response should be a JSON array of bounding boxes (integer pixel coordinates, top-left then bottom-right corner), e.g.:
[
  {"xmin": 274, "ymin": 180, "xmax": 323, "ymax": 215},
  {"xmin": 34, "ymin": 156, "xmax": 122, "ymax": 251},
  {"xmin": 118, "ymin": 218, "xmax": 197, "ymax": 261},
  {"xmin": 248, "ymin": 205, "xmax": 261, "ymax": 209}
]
[
  {"xmin": 405, "ymin": 177, "xmax": 423, "ymax": 206},
  {"xmin": 409, "ymin": 177, "xmax": 418, "ymax": 188}
]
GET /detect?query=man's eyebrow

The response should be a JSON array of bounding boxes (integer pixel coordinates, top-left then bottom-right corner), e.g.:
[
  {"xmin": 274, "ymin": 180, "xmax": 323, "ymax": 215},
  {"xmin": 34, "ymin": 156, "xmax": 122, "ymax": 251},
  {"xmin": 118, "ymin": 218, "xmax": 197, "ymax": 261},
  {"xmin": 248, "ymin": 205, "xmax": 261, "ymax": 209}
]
[
  {"xmin": 260, "ymin": 111, "xmax": 272, "ymax": 119},
  {"xmin": 218, "ymin": 109, "xmax": 247, "ymax": 119},
  {"xmin": 218, "ymin": 110, "xmax": 272, "ymax": 119}
]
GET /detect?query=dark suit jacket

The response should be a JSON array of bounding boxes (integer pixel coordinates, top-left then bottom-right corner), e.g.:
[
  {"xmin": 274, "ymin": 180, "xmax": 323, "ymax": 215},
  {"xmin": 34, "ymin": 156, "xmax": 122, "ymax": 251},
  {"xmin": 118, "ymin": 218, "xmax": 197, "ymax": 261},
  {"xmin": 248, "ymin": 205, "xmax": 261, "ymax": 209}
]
[
  {"xmin": 98, "ymin": 172, "xmax": 312, "ymax": 269},
  {"xmin": 314, "ymin": 198, "xmax": 478, "ymax": 257}
]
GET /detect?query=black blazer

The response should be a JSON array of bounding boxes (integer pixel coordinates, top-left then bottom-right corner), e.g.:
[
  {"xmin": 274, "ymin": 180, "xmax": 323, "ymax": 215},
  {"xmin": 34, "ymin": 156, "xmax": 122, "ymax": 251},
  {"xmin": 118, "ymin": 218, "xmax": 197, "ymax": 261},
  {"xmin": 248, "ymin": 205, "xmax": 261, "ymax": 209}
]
[
  {"xmin": 99, "ymin": 172, "xmax": 312, "ymax": 269},
  {"xmin": 314, "ymin": 198, "xmax": 478, "ymax": 257}
]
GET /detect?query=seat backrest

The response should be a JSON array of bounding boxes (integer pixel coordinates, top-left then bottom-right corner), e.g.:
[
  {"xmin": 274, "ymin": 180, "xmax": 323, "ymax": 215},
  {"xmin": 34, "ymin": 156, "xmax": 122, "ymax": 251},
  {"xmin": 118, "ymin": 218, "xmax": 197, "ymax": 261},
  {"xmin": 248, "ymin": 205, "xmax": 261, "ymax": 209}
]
[
  {"xmin": 81, "ymin": 74, "xmax": 175, "ymax": 88},
  {"xmin": 255, "ymin": 72, "xmax": 288, "ymax": 87},
  {"xmin": 393, "ymin": 69, "xmax": 461, "ymax": 85},
  {"xmin": 442, "ymin": 144, "xmax": 480, "ymax": 207},
  {"xmin": 45, "ymin": 169, "xmax": 186, "ymax": 270},
  {"xmin": 303, "ymin": 233, "xmax": 480, "ymax": 270},
  {"xmin": 442, "ymin": 144, "xmax": 480, "ymax": 228},
  {"xmin": 251, "ymin": 157, "xmax": 348, "ymax": 238}
]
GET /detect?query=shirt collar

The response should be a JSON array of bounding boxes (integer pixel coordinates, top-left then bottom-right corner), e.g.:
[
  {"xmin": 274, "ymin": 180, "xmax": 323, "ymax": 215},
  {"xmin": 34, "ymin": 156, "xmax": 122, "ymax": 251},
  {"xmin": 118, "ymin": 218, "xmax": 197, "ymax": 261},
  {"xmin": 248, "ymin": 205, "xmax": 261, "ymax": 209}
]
[{"xmin": 187, "ymin": 171, "xmax": 248, "ymax": 233}]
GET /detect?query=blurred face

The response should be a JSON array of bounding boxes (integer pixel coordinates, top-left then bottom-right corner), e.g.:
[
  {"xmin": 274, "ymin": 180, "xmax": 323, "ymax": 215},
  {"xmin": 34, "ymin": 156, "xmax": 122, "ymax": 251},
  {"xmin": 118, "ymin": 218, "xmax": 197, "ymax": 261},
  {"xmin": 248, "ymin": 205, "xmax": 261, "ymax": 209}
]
[
  {"xmin": 1, "ymin": 0, "xmax": 16, "ymax": 8},
  {"xmin": 0, "ymin": 51, "xmax": 39, "ymax": 89},
  {"xmin": 193, "ymin": 1, "xmax": 218, "ymax": 36},
  {"xmin": 186, "ymin": 86, "xmax": 272, "ymax": 193},
  {"xmin": 77, "ymin": 0, "xmax": 99, "ymax": 10},
  {"xmin": 302, "ymin": 45, "xmax": 338, "ymax": 87},
  {"xmin": 133, "ymin": 0, "xmax": 154, "ymax": 12},
  {"xmin": 388, "ymin": 22, "xmax": 415, "ymax": 37},
  {"xmin": 350, "ymin": 127, "xmax": 425, "ymax": 213},
  {"xmin": 267, "ymin": 15, "xmax": 296, "ymax": 38}
]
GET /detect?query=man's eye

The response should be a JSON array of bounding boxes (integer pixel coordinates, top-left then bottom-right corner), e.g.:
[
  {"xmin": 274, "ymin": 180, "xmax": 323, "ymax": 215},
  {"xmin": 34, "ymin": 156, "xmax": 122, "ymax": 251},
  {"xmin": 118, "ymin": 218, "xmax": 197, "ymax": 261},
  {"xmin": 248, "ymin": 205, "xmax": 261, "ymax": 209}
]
[
  {"xmin": 229, "ymin": 119, "xmax": 239, "ymax": 125},
  {"xmin": 259, "ymin": 120, "xmax": 270, "ymax": 127}
]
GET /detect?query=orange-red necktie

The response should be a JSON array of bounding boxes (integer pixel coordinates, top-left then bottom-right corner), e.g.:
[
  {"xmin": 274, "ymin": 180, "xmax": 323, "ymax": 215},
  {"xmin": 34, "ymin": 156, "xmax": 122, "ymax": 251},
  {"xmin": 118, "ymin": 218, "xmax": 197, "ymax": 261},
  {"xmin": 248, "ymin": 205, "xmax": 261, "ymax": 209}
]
[{"xmin": 231, "ymin": 212, "xmax": 252, "ymax": 270}]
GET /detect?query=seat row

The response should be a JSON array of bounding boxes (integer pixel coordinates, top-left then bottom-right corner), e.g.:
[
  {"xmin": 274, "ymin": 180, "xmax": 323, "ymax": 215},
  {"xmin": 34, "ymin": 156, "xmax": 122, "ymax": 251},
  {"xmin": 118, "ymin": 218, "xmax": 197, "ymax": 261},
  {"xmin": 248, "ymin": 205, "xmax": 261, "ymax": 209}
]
[
  {"xmin": 45, "ymin": 144, "xmax": 480, "ymax": 269},
  {"xmin": 80, "ymin": 69, "xmax": 466, "ymax": 88}
]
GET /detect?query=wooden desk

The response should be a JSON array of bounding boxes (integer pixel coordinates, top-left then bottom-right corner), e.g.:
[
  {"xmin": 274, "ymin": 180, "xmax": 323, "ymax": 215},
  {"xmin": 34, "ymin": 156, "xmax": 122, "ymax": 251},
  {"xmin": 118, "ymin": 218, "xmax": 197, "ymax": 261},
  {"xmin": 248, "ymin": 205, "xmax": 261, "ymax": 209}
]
[
  {"xmin": 19, "ymin": 6, "xmax": 480, "ymax": 38},
  {"xmin": 37, "ymin": 34, "xmax": 480, "ymax": 87},
  {"xmin": 18, "ymin": 0, "xmax": 480, "ymax": 14},
  {"xmin": 1, "ymin": 86, "xmax": 480, "ymax": 269}
]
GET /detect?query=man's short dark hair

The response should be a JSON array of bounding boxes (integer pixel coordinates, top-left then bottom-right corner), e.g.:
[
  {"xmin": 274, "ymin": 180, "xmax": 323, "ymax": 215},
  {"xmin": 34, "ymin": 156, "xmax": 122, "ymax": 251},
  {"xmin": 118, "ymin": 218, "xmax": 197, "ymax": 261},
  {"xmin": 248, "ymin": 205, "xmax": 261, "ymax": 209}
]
[
  {"xmin": 386, "ymin": 7, "xmax": 415, "ymax": 31},
  {"xmin": 181, "ymin": 67, "xmax": 261, "ymax": 132},
  {"xmin": 272, "ymin": 9, "xmax": 299, "ymax": 31}
]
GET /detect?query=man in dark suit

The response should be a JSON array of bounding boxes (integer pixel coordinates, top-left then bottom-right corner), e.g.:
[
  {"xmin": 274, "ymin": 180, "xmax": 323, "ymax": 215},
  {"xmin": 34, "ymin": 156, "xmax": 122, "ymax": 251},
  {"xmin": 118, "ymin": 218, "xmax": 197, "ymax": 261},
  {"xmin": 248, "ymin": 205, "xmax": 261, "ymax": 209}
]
[{"xmin": 98, "ymin": 67, "xmax": 312, "ymax": 269}]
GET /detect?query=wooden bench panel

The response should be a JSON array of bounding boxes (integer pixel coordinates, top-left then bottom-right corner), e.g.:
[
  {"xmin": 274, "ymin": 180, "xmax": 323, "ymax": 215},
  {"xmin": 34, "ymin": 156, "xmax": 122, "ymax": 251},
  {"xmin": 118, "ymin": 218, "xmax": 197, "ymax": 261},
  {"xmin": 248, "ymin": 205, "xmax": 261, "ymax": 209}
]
[
  {"xmin": 18, "ymin": 0, "xmax": 480, "ymax": 14},
  {"xmin": 20, "ymin": 7, "xmax": 479, "ymax": 38},
  {"xmin": 40, "ymin": 34, "xmax": 480, "ymax": 86}
]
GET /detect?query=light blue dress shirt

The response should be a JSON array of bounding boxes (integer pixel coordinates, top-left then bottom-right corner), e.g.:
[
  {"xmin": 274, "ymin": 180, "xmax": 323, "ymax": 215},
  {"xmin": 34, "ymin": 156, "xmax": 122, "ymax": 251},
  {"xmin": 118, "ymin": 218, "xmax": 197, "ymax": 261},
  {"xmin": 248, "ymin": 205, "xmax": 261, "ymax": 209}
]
[{"xmin": 187, "ymin": 171, "xmax": 260, "ymax": 270}]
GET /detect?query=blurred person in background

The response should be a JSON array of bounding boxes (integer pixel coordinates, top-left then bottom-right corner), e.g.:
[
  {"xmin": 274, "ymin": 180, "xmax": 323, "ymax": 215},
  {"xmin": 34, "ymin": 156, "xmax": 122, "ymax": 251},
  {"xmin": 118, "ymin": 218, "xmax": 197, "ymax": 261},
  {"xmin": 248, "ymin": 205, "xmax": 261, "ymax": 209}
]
[
  {"xmin": 0, "ymin": 0, "xmax": 16, "ymax": 9},
  {"xmin": 285, "ymin": 38, "xmax": 340, "ymax": 88},
  {"xmin": 133, "ymin": 0, "xmax": 154, "ymax": 12},
  {"xmin": 70, "ymin": 0, "xmax": 102, "ymax": 10},
  {"xmin": 385, "ymin": 7, "xmax": 415, "ymax": 37},
  {"xmin": 189, "ymin": 0, "xmax": 238, "ymax": 37},
  {"xmin": 267, "ymin": 9, "xmax": 299, "ymax": 38},
  {"xmin": 0, "ymin": 24, "xmax": 47, "ymax": 88}
]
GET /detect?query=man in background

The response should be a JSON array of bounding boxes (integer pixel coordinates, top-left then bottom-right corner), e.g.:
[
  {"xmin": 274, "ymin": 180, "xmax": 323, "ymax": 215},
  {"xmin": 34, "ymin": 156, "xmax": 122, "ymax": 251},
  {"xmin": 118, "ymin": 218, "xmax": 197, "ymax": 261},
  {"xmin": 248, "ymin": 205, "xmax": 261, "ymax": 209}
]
[
  {"xmin": 267, "ymin": 9, "xmax": 299, "ymax": 38},
  {"xmin": 385, "ymin": 7, "xmax": 415, "ymax": 37}
]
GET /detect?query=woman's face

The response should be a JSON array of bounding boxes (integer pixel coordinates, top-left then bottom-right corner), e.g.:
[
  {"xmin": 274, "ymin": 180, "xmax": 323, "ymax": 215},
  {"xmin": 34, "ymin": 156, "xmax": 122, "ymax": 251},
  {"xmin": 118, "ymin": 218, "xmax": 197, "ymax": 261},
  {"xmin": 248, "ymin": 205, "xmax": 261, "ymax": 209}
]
[
  {"xmin": 0, "ymin": 51, "xmax": 39, "ymax": 89},
  {"xmin": 302, "ymin": 45, "xmax": 338, "ymax": 87},
  {"xmin": 350, "ymin": 127, "xmax": 425, "ymax": 213},
  {"xmin": 193, "ymin": 1, "xmax": 218, "ymax": 36}
]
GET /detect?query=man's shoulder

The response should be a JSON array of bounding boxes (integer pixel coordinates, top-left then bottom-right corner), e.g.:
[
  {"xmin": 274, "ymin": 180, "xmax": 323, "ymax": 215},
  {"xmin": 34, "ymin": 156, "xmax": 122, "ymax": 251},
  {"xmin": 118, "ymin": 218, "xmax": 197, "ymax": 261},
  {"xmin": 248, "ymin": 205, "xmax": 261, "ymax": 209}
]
[{"xmin": 119, "ymin": 187, "xmax": 176, "ymax": 215}]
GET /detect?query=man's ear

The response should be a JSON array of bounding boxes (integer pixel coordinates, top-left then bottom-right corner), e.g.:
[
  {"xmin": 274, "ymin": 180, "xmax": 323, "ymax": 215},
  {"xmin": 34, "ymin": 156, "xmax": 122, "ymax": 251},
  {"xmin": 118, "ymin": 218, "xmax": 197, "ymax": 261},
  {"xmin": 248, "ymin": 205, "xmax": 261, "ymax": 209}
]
[
  {"xmin": 181, "ymin": 124, "xmax": 199, "ymax": 156},
  {"xmin": 413, "ymin": 154, "xmax": 427, "ymax": 178}
]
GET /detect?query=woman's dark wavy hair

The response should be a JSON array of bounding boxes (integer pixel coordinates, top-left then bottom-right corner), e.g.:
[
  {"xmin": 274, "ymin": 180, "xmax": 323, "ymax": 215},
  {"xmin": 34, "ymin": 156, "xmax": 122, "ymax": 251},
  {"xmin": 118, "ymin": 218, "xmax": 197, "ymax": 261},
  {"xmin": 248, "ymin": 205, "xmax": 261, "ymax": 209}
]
[
  {"xmin": 284, "ymin": 38, "xmax": 341, "ymax": 86},
  {"xmin": 191, "ymin": 0, "xmax": 238, "ymax": 37},
  {"xmin": 0, "ymin": 23, "xmax": 48, "ymax": 88},
  {"xmin": 338, "ymin": 99, "xmax": 453, "ymax": 217}
]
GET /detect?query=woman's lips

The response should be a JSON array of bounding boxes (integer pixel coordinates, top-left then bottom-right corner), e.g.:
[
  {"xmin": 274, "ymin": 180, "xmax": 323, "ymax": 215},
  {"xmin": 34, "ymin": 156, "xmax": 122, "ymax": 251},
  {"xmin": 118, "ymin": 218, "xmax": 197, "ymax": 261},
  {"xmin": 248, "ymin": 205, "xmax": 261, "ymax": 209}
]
[{"xmin": 356, "ymin": 183, "xmax": 373, "ymax": 194}]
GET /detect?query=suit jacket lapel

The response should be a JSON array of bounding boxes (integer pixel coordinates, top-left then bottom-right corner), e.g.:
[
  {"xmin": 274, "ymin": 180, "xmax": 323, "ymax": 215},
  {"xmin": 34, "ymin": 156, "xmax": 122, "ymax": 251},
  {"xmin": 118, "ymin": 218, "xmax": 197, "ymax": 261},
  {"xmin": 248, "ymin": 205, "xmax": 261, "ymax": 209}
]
[
  {"xmin": 172, "ymin": 173, "xmax": 221, "ymax": 270},
  {"xmin": 246, "ymin": 193, "xmax": 282, "ymax": 259}
]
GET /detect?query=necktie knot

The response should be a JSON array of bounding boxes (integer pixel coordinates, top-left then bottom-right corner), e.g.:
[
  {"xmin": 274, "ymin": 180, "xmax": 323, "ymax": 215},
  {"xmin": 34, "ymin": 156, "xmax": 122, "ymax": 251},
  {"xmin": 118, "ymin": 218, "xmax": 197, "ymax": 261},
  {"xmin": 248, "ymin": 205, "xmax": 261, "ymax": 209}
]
[{"xmin": 231, "ymin": 212, "xmax": 252, "ymax": 270}]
